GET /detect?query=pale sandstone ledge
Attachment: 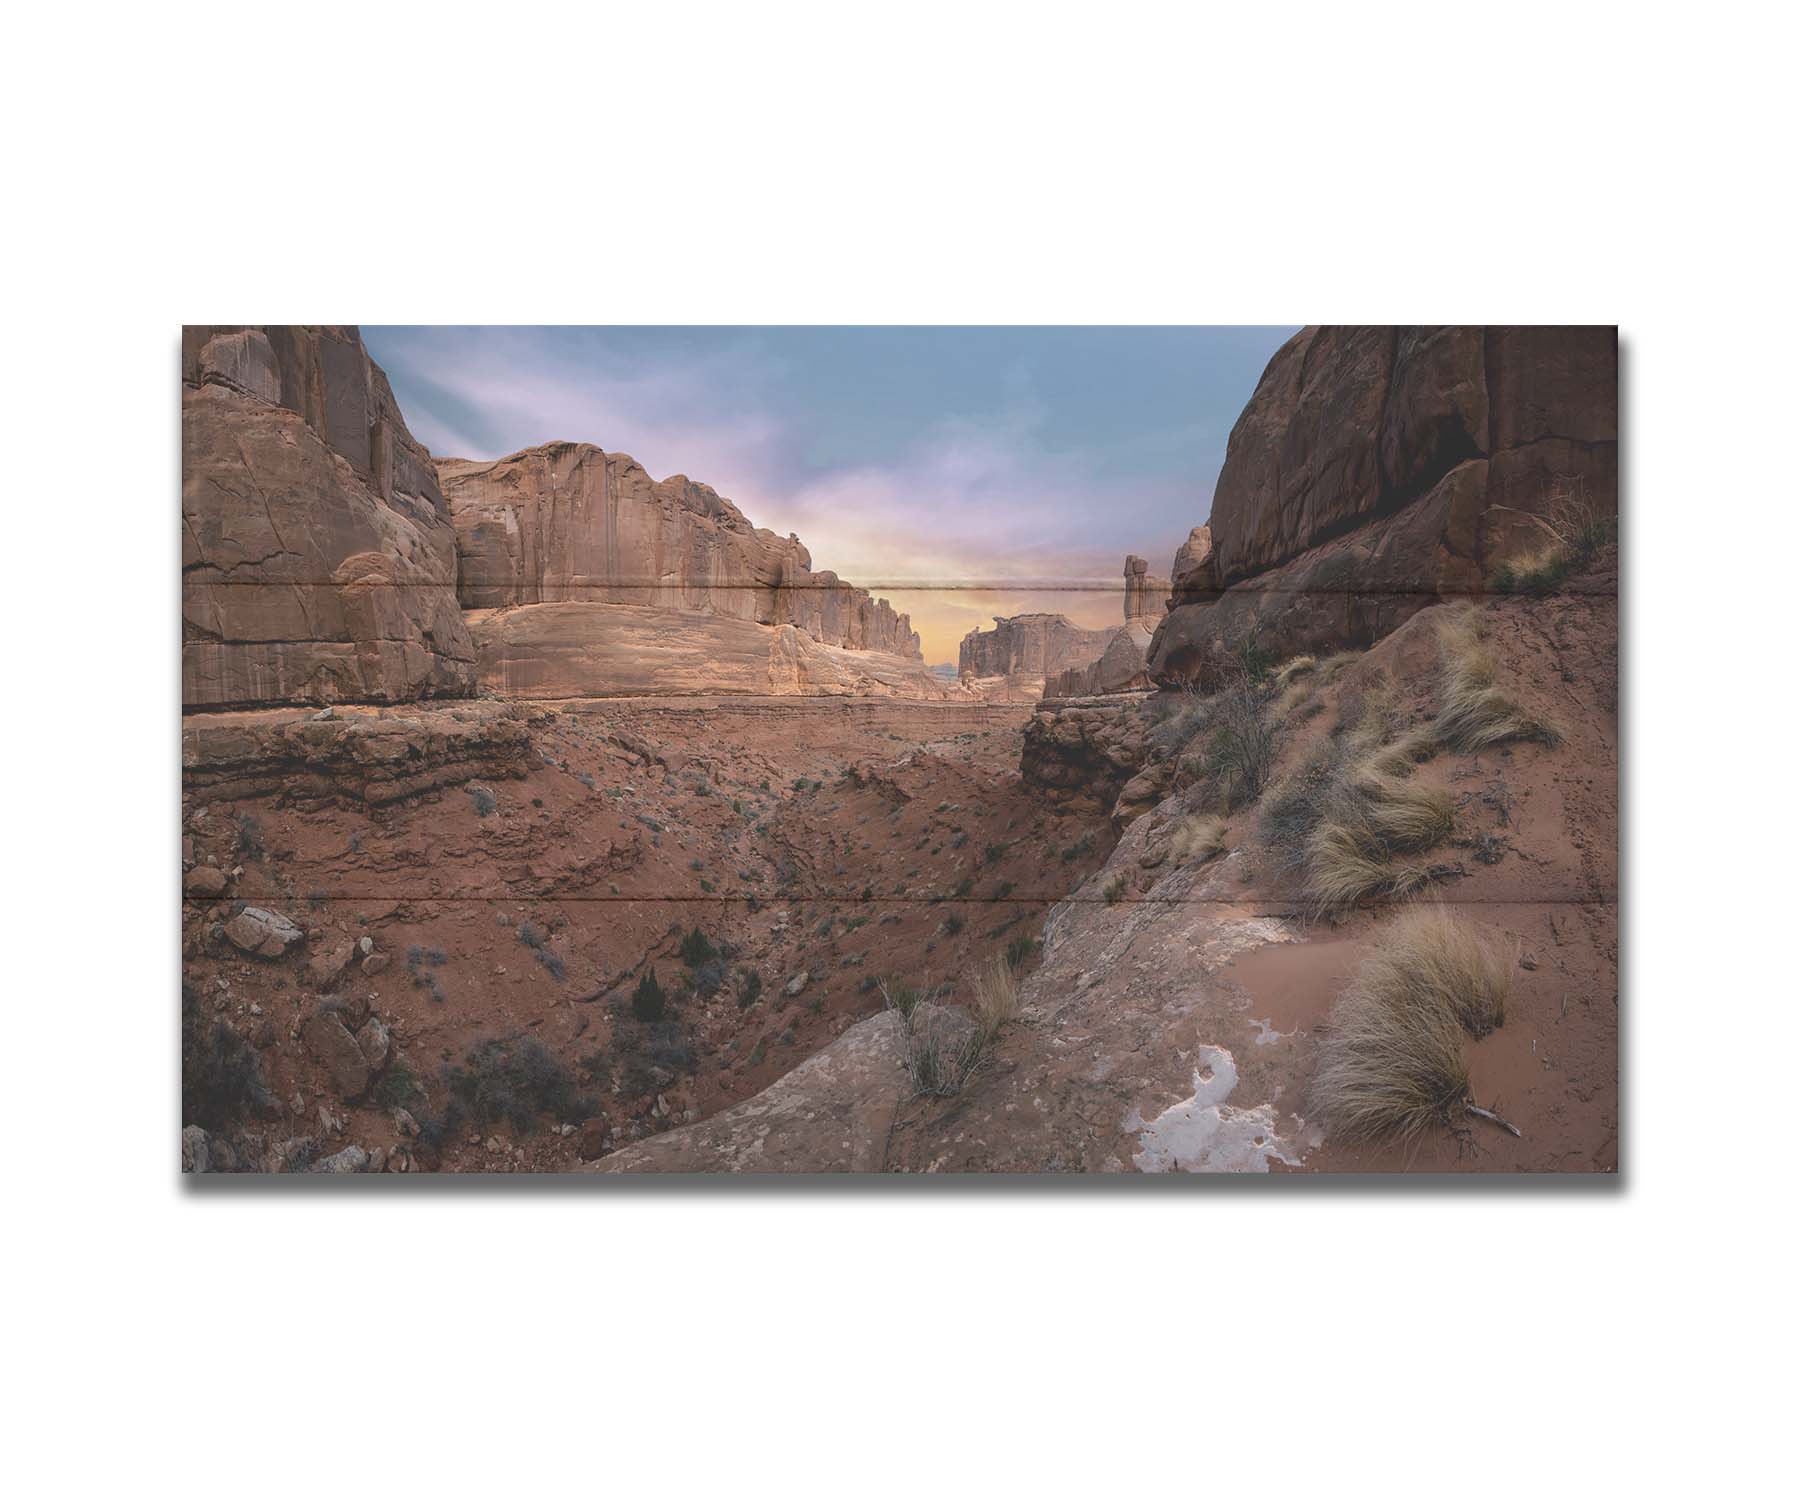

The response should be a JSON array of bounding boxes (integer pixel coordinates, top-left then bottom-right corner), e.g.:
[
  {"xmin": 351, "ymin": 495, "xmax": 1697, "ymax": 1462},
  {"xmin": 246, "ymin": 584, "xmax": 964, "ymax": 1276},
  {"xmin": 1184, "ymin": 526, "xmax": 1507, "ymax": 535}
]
[{"xmin": 467, "ymin": 602, "xmax": 958, "ymax": 700}]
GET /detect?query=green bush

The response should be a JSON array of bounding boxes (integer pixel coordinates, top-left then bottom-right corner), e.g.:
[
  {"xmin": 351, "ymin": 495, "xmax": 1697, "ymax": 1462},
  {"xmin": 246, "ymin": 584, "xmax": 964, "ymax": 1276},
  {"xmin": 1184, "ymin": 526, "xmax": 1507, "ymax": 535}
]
[{"xmin": 632, "ymin": 968, "xmax": 667, "ymax": 1023}]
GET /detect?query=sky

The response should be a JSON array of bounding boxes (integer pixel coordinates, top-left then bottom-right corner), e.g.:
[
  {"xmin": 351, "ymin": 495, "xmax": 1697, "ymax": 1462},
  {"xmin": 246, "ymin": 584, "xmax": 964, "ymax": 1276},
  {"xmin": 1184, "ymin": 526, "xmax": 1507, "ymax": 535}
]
[{"xmin": 364, "ymin": 326, "xmax": 1297, "ymax": 665}]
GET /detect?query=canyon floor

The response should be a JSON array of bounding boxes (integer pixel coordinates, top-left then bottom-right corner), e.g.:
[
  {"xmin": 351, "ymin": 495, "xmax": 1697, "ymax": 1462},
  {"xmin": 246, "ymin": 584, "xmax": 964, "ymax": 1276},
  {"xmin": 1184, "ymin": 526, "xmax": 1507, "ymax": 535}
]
[
  {"xmin": 181, "ymin": 696, "xmax": 1116, "ymax": 1171},
  {"xmin": 182, "ymin": 582, "xmax": 1617, "ymax": 1175}
]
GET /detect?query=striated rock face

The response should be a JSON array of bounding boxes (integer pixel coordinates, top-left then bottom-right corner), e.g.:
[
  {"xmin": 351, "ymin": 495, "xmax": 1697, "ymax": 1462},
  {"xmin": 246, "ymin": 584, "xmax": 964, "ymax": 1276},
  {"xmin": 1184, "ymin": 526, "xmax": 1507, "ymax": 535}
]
[
  {"xmin": 438, "ymin": 443, "xmax": 921, "ymax": 658},
  {"xmin": 182, "ymin": 326, "xmax": 477, "ymax": 709},
  {"xmin": 958, "ymin": 612, "xmax": 1115, "ymax": 683},
  {"xmin": 467, "ymin": 603, "xmax": 952, "ymax": 700},
  {"xmin": 1150, "ymin": 326, "xmax": 1616, "ymax": 685}
]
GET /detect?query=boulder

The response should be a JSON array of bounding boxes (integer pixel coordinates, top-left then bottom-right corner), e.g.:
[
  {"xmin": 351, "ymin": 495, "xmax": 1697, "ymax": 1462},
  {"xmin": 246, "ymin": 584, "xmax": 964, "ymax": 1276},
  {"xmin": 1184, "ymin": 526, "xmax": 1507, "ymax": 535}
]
[
  {"xmin": 314, "ymin": 1144, "xmax": 369, "ymax": 1173},
  {"xmin": 222, "ymin": 906, "xmax": 303, "ymax": 958},
  {"xmin": 306, "ymin": 939, "xmax": 356, "ymax": 988},
  {"xmin": 301, "ymin": 1010, "xmax": 371, "ymax": 1099},
  {"xmin": 355, "ymin": 1016, "xmax": 391, "ymax": 1072},
  {"xmin": 181, "ymin": 1125, "xmax": 212, "ymax": 1174},
  {"xmin": 182, "ymin": 325, "xmax": 478, "ymax": 708},
  {"xmin": 184, "ymin": 865, "xmax": 228, "ymax": 899}
]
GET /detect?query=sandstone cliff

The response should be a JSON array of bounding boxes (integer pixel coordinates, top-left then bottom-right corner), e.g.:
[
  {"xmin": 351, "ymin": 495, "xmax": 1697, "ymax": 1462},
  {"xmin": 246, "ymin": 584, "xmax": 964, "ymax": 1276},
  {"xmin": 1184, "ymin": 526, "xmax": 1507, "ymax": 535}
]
[
  {"xmin": 182, "ymin": 326, "xmax": 476, "ymax": 708},
  {"xmin": 467, "ymin": 603, "xmax": 953, "ymax": 699},
  {"xmin": 1149, "ymin": 326, "xmax": 1616, "ymax": 684},
  {"xmin": 438, "ymin": 443, "xmax": 921, "ymax": 658}
]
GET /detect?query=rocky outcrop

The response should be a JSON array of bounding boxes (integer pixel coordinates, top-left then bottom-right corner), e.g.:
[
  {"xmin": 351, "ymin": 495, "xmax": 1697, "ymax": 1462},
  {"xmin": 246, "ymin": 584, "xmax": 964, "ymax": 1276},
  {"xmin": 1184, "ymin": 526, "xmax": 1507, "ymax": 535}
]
[
  {"xmin": 1149, "ymin": 326, "xmax": 1616, "ymax": 685},
  {"xmin": 467, "ymin": 603, "xmax": 953, "ymax": 700},
  {"xmin": 181, "ymin": 701, "xmax": 538, "ymax": 806},
  {"xmin": 182, "ymin": 326, "xmax": 477, "ymax": 708},
  {"xmin": 1045, "ymin": 622, "xmax": 1156, "ymax": 697},
  {"xmin": 1019, "ymin": 696, "xmax": 1155, "ymax": 813},
  {"xmin": 438, "ymin": 443, "xmax": 921, "ymax": 658}
]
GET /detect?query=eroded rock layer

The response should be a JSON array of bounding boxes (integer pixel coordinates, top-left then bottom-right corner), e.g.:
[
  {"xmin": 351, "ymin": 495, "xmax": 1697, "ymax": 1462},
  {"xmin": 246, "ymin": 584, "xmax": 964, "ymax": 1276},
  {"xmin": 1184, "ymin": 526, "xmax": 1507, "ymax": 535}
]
[
  {"xmin": 438, "ymin": 443, "xmax": 921, "ymax": 658},
  {"xmin": 182, "ymin": 326, "xmax": 477, "ymax": 708}
]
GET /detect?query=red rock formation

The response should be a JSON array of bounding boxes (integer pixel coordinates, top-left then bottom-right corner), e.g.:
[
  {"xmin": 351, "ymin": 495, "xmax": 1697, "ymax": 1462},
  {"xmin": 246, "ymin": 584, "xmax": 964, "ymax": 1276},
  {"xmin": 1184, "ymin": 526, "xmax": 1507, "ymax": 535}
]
[
  {"xmin": 182, "ymin": 326, "xmax": 477, "ymax": 708},
  {"xmin": 438, "ymin": 443, "xmax": 921, "ymax": 658},
  {"xmin": 1149, "ymin": 326, "xmax": 1616, "ymax": 685}
]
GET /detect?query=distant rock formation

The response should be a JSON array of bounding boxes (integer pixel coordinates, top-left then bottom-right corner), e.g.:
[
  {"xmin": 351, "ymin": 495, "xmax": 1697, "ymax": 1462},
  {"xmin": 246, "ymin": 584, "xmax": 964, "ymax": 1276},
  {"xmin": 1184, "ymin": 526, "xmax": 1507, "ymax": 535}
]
[
  {"xmin": 1123, "ymin": 555, "xmax": 1169, "ymax": 623},
  {"xmin": 182, "ymin": 326, "xmax": 477, "ymax": 708},
  {"xmin": 438, "ymin": 443, "xmax": 921, "ymax": 659},
  {"xmin": 467, "ymin": 603, "xmax": 952, "ymax": 700},
  {"xmin": 959, "ymin": 612, "xmax": 1115, "ymax": 681},
  {"xmin": 1149, "ymin": 326, "xmax": 1617, "ymax": 686}
]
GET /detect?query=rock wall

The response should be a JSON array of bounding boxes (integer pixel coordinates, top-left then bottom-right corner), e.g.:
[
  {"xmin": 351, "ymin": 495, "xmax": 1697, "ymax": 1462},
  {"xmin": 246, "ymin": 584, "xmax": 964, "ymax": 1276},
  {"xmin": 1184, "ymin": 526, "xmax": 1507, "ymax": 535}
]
[
  {"xmin": 182, "ymin": 326, "xmax": 477, "ymax": 708},
  {"xmin": 467, "ymin": 603, "xmax": 952, "ymax": 700},
  {"xmin": 1149, "ymin": 326, "xmax": 1616, "ymax": 685},
  {"xmin": 438, "ymin": 443, "xmax": 921, "ymax": 658}
]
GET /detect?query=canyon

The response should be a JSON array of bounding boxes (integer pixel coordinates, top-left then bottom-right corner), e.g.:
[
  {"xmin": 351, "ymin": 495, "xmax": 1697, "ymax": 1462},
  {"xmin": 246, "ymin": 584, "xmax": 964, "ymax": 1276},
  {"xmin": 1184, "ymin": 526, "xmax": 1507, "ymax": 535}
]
[{"xmin": 181, "ymin": 324, "xmax": 1617, "ymax": 1176}]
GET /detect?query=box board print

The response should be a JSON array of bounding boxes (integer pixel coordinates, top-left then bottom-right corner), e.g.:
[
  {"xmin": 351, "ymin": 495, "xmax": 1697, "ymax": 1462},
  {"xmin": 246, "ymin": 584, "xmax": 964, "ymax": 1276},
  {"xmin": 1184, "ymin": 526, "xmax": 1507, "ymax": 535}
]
[{"xmin": 180, "ymin": 326, "xmax": 1617, "ymax": 1175}]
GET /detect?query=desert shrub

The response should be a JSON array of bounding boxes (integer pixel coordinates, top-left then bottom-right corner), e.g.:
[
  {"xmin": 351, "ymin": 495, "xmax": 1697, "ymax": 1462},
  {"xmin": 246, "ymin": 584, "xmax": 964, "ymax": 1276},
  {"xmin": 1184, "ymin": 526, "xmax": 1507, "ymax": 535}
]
[
  {"xmin": 181, "ymin": 984, "xmax": 276, "ymax": 1130},
  {"xmin": 943, "ymin": 913, "xmax": 965, "ymax": 935},
  {"xmin": 1004, "ymin": 935, "xmax": 1040, "ymax": 971},
  {"xmin": 467, "ymin": 785, "xmax": 497, "ymax": 817},
  {"xmin": 1061, "ymin": 832, "xmax": 1095, "ymax": 863},
  {"xmin": 736, "ymin": 968, "xmax": 763, "ymax": 1008},
  {"xmin": 1259, "ymin": 748, "xmax": 1337, "ymax": 872},
  {"xmin": 983, "ymin": 842, "xmax": 1008, "ymax": 865},
  {"xmin": 678, "ymin": 927, "xmax": 717, "ymax": 967},
  {"xmin": 440, "ymin": 1036, "xmax": 597, "ymax": 1135},
  {"xmin": 1201, "ymin": 673, "xmax": 1277, "ymax": 810},
  {"xmin": 876, "ymin": 976, "xmax": 932, "ymax": 1022},
  {"xmin": 1433, "ymin": 606, "xmax": 1562, "ymax": 752},
  {"xmin": 631, "ymin": 968, "xmax": 667, "ymax": 1023},
  {"xmin": 373, "ymin": 1059, "xmax": 425, "ymax": 1112},
  {"xmin": 1309, "ymin": 908, "xmax": 1515, "ymax": 1143},
  {"xmin": 688, "ymin": 957, "xmax": 728, "ymax": 998},
  {"xmin": 232, "ymin": 813, "xmax": 265, "ymax": 862},
  {"xmin": 1103, "ymin": 874, "xmax": 1127, "ymax": 905}
]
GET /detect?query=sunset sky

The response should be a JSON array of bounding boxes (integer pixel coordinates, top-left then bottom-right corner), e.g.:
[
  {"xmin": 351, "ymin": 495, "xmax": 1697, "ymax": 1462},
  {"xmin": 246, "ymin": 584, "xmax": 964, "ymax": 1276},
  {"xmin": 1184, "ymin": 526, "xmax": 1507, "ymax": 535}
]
[{"xmin": 365, "ymin": 326, "xmax": 1297, "ymax": 664}]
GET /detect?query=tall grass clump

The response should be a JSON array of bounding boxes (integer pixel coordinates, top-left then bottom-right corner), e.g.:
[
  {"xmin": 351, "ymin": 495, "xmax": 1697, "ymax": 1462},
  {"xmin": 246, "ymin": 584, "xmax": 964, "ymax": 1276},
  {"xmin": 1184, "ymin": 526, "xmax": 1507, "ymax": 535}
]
[
  {"xmin": 1309, "ymin": 907, "xmax": 1516, "ymax": 1144},
  {"xmin": 1432, "ymin": 605, "xmax": 1562, "ymax": 752},
  {"xmin": 1169, "ymin": 813, "xmax": 1227, "ymax": 865},
  {"xmin": 1487, "ymin": 476, "xmax": 1616, "ymax": 594}
]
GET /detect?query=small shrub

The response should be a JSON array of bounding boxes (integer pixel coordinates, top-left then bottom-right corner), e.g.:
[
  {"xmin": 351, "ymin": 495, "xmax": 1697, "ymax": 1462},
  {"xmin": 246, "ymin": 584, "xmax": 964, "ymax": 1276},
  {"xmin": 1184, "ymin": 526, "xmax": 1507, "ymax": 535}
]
[
  {"xmin": 631, "ymin": 968, "xmax": 667, "ymax": 1023},
  {"xmin": 181, "ymin": 984, "xmax": 276, "ymax": 1131},
  {"xmin": 1103, "ymin": 874, "xmax": 1127, "ymax": 905},
  {"xmin": 736, "ymin": 969, "xmax": 763, "ymax": 1008},
  {"xmin": 943, "ymin": 914, "xmax": 965, "ymax": 935},
  {"xmin": 440, "ymin": 1035, "xmax": 597, "ymax": 1135},
  {"xmin": 678, "ymin": 927, "xmax": 717, "ymax": 968},
  {"xmin": 373, "ymin": 1059, "xmax": 425, "ymax": 1112},
  {"xmin": 968, "ymin": 955, "xmax": 1019, "ymax": 1041},
  {"xmin": 1004, "ymin": 935, "xmax": 1040, "ymax": 971},
  {"xmin": 467, "ymin": 785, "xmax": 497, "ymax": 817}
]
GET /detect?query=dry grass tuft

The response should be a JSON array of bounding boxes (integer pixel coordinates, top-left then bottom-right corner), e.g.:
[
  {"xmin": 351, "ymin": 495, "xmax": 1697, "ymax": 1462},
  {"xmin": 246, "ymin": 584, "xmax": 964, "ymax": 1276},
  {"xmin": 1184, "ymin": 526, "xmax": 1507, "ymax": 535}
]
[
  {"xmin": 1169, "ymin": 813, "xmax": 1228, "ymax": 865},
  {"xmin": 1433, "ymin": 606, "xmax": 1562, "ymax": 752},
  {"xmin": 1488, "ymin": 476, "xmax": 1616, "ymax": 595},
  {"xmin": 1309, "ymin": 907, "xmax": 1515, "ymax": 1143},
  {"xmin": 968, "ymin": 955, "xmax": 1019, "ymax": 1042}
]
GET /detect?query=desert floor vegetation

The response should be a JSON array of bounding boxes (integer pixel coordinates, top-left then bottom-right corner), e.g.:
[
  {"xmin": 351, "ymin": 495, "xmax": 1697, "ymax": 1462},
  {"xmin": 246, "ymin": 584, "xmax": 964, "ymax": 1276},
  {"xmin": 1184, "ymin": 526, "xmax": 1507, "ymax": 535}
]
[
  {"xmin": 1309, "ymin": 906, "xmax": 1519, "ymax": 1144},
  {"xmin": 881, "ymin": 951, "xmax": 1021, "ymax": 1099},
  {"xmin": 1432, "ymin": 604, "xmax": 1562, "ymax": 752},
  {"xmin": 1169, "ymin": 812, "xmax": 1228, "ymax": 864},
  {"xmin": 1487, "ymin": 476, "xmax": 1616, "ymax": 595}
]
